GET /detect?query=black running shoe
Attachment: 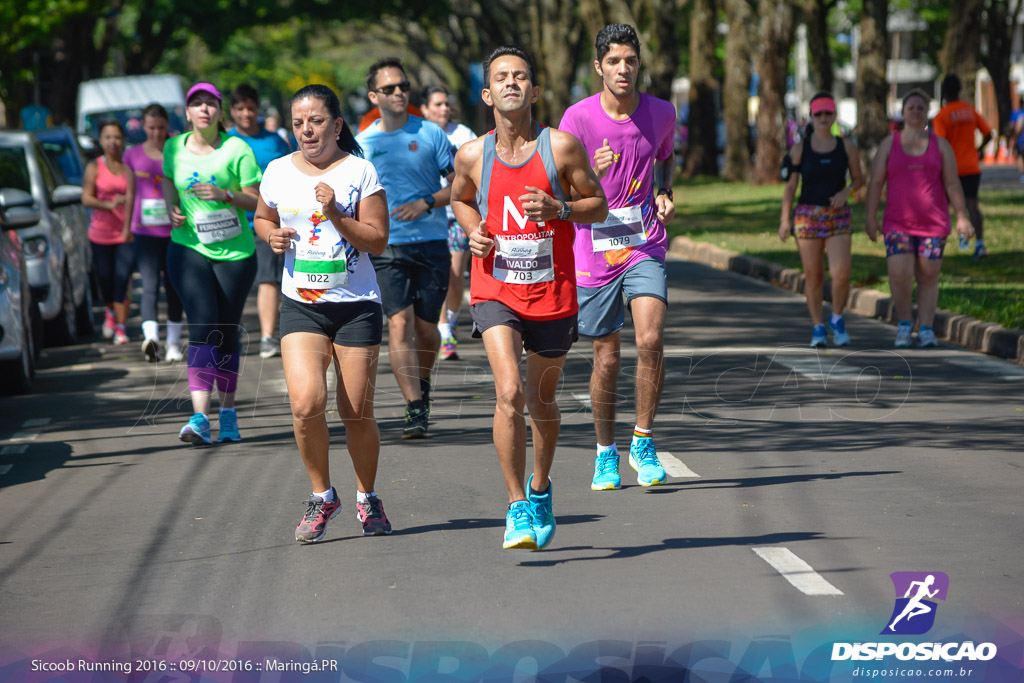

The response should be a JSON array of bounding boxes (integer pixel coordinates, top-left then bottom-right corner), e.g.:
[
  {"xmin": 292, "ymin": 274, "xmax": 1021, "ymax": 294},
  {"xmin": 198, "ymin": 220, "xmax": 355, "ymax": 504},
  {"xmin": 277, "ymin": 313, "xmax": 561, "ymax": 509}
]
[{"xmin": 402, "ymin": 405, "xmax": 428, "ymax": 439}]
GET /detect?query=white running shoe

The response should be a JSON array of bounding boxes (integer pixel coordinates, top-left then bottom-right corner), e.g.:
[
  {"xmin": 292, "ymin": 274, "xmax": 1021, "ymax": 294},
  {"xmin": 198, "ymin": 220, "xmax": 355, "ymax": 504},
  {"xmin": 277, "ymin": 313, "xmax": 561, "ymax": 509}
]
[{"xmin": 165, "ymin": 342, "xmax": 184, "ymax": 363}]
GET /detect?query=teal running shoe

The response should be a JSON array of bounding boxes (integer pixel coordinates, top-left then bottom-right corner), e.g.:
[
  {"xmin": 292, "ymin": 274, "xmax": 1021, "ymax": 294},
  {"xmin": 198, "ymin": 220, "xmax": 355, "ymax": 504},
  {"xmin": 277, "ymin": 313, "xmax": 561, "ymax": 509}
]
[
  {"xmin": 527, "ymin": 474, "xmax": 555, "ymax": 549},
  {"xmin": 829, "ymin": 317, "xmax": 851, "ymax": 346},
  {"xmin": 179, "ymin": 413, "xmax": 212, "ymax": 446},
  {"xmin": 629, "ymin": 437, "xmax": 667, "ymax": 486},
  {"xmin": 217, "ymin": 409, "xmax": 241, "ymax": 443},
  {"xmin": 810, "ymin": 324, "xmax": 827, "ymax": 348},
  {"xmin": 502, "ymin": 500, "xmax": 538, "ymax": 550},
  {"xmin": 591, "ymin": 448, "xmax": 621, "ymax": 490}
]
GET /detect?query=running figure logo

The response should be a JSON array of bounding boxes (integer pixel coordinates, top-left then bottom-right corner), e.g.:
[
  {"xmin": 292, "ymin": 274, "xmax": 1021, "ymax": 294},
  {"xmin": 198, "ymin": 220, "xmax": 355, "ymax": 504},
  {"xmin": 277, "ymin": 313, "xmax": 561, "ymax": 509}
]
[{"xmin": 882, "ymin": 571, "xmax": 949, "ymax": 635}]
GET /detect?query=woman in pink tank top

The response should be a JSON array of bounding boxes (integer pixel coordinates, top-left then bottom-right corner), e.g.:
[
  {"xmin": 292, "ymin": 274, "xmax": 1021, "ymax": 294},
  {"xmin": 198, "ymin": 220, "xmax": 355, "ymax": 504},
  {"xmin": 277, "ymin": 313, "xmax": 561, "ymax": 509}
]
[
  {"xmin": 865, "ymin": 90, "xmax": 973, "ymax": 349},
  {"xmin": 82, "ymin": 119, "xmax": 133, "ymax": 345}
]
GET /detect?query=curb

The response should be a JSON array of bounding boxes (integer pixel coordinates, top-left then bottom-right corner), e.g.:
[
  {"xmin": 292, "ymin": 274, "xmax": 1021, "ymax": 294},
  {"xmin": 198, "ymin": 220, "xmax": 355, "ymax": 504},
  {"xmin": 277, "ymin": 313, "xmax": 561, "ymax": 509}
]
[{"xmin": 668, "ymin": 236, "xmax": 1024, "ymax": 365}]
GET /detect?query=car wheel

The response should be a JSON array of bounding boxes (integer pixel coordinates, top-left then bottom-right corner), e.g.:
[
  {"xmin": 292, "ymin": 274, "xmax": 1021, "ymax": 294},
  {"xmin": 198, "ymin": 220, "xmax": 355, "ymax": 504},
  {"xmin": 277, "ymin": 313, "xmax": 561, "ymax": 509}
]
[
  {"xmin": 75, "ymin": 268, "xmax": 95, "ymax": 336},
  {"xmin": 44, "ymin": 264, "xmax": 79, "ymax": 346},
  {"xmin": 1, "ymin": 267, "xmax": 36, "ymax": 394}
]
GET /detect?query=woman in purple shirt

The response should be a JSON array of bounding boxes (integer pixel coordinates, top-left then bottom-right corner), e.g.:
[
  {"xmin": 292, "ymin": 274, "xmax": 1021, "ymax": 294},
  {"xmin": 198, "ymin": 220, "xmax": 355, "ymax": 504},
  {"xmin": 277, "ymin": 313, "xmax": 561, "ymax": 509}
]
[{"xmin": 123, "ymin": 103, "xmax": 185, "ymax": 362}]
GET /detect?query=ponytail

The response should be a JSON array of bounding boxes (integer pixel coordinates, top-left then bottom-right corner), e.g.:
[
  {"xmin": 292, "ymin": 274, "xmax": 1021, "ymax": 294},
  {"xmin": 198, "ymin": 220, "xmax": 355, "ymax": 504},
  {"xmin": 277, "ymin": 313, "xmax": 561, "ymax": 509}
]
[{"xmin": 338, "ymin": 119, "xmax": 362, "ymax": 158}]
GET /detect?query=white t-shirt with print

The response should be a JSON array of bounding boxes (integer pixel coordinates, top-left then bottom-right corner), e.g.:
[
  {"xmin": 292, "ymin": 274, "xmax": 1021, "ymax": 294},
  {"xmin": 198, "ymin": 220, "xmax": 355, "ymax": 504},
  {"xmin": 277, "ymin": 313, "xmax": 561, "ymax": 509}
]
[{"xmin": 260, "ymin": 153, "xmax": 384, "ymax": 304}]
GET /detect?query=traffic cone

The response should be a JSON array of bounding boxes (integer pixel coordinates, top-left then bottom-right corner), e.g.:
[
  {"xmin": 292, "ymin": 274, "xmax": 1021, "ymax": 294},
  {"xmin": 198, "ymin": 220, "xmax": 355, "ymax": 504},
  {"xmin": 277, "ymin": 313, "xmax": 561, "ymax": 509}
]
[
  {"xmin": 983, "ymin": 141, "xmax": 996, "ymax": 165},
  {"xmin": 997, "ymin": 139, "xmax": 1010, "ymax": 163}
]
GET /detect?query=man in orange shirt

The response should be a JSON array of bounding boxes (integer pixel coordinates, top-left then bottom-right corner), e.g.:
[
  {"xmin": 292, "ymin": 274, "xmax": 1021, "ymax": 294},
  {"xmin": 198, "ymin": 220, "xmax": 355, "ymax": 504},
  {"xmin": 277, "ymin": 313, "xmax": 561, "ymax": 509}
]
[{"xmin": 933, "ymin": 74, "xmax": 993, "ymax": 259}]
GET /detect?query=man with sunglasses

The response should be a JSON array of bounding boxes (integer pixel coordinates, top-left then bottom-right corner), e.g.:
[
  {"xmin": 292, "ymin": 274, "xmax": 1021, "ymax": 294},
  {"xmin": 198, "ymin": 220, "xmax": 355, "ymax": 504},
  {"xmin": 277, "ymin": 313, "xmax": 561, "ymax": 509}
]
[{"xmin": 357, "ymin": 58, "xmax": 455, "ymax": 439}]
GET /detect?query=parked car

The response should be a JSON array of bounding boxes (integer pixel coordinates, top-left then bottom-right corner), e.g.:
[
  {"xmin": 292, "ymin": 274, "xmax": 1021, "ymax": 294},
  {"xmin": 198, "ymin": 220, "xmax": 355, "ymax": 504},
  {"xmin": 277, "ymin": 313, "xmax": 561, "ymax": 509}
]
[
  {"xmin": 0, "ymin": 188, "xmax": 43, "ymax": 393},
  {"xmin": 36, "ymin": 126, "xmax": 88, "ymax": 185},
  {"xmin": 0, "ymin": 131, "xmax": 93, "ymax": 345}
]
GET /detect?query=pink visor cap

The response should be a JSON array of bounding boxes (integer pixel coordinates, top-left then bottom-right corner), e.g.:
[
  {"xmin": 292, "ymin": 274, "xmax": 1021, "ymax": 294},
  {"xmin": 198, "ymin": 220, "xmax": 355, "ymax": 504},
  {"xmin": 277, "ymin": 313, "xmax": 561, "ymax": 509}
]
[
  {"xmin": 186, "ymin": 82, "xmax": 222, "ymax": 103},
  {"xmin": 810, "ymin": 97, "xmax": 836, "ymax": 115}
]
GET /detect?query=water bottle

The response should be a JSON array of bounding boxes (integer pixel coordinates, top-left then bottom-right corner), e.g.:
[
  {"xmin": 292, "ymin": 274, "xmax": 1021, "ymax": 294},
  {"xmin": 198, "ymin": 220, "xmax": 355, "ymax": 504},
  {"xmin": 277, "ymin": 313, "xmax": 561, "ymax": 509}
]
[{"xmin": 959, "ymin": 234, "xmax": 969, "ymax": 250}]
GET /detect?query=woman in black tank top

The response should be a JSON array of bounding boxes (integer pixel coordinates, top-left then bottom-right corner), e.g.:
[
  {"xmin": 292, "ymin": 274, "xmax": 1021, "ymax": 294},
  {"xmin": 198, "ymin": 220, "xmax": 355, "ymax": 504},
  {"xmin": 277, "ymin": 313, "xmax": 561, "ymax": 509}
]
[{"xmin": 779, "ymin": 92, "xmax": 865, "ymax": 348}]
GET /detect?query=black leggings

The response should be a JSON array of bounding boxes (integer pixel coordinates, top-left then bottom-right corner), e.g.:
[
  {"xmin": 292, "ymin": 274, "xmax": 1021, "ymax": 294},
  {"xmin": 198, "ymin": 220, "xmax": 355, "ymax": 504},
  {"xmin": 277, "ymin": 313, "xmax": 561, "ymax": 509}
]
[
  {"xmin": 166, "ymin": 241, "xmax": 257, "ymax": 354},
  {"xmin": 133, "ymin": 234, "xmax": 183, "ymax": 323},
  {"xmin": 91, "ymin": 241, "xmax": 134, "ymax": 304}
]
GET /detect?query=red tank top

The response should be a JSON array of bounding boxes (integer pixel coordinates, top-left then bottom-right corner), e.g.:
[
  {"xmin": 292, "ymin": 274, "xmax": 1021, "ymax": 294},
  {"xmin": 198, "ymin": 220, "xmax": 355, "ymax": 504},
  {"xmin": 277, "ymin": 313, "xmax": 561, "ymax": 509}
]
[
  {"xmin": 470, "ymin": 126, "xmax": 577, "ymax": 320},
  {"xmin": 882, "ymin": 131, "xmax": 950, "ymax": 238}
]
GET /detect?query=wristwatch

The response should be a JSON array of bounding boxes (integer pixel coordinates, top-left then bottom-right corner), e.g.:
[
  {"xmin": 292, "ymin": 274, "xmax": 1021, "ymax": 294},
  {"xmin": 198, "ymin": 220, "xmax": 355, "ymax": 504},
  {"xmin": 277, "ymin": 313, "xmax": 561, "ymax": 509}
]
[
  {"xmin": 423, "ymin": 194, "xmax": 435, "ymax": 213},
  {"xmin": 225, "ymin": 190, "xmax": 235, "ymax": 203},
  {"xmin": 557, "ymin": 199, "xmax": 571, "ymax": 221},
  {"xmin": 657, "ymin": 188, "xmax": 674, "ymax": 201}
]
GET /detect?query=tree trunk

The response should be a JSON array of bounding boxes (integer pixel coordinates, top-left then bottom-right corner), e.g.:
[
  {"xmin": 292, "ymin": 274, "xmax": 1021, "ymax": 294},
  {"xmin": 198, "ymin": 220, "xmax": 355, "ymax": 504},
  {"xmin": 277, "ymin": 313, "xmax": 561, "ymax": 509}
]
[
  {"xmin": 855, "ymin": 0, "xmax": 888, "ymax": 171},
  {"xmin": 802, "ymin": 0, "xmax": 836, "ymax": 92},
  {"xmin": 753, "ymin": 0, "xmax": 796, "ymax": 185},
  {"xmin": 980, "ymin": 0, "xmax": 1024, "ymax": 138},
  {"xmin": 940, "ymin": 0, "xmax": 984, "ymax": 105},
  {"xmin": 723, "ymin": 0, "xmax": 754, "ymax": 181},
  {"xmin": 684, "ymin": 0, "xmax": 720, "ymax": 178},
  {"xmin": 643, "ymin": 0, "xmax": 683, "ymax": 102}
]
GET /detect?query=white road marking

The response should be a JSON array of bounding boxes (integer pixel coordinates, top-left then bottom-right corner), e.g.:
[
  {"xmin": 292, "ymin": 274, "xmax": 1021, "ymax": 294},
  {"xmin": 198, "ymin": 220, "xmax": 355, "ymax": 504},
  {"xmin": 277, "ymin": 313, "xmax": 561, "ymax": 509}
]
[
  {"xmin": 571, "ymin": 392, "xmax": 592, "ymax": 408},
  {"xmin": 1, "ymin": 445, "xmax": 29, "ymax": 456},
  {"xmin": 771, "ymin": 356, "xmax": 864, "ymax": 382},
  {"xmin": 0, "ymin": 464, "xmax": 12, "ymax": 476},
  {"xmin": 9, "ymin": 433, "xmax": 40, "ymax": 442},
  {"xmin": 21, "ymin": 418, "xmax": 51, "ymax": 428},
  {"xmin": 659, "ymin": 451, "xmax": 700, "ymax": 478},
  {"xmin": 752, "ymin": 547, "xmax": 843, "ymax": 596},
  {"xmin": 948, "ymin": 356, "xmax": 1024, "ymax": 380}
]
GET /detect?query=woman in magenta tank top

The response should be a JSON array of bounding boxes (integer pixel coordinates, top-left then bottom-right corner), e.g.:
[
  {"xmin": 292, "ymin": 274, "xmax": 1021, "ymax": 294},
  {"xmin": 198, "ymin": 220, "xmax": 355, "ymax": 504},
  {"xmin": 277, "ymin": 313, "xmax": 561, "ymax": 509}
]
[
  {"xmin": 82, "ymin": 120, "xmax": 133, "ymax": 345},
  {"xmin": 123, "ymin": 103, "xmax": 185, "ymax": 363},
  {"xmin": 865, "ymin": 90, "xmax": 974, "ymax": 349}
]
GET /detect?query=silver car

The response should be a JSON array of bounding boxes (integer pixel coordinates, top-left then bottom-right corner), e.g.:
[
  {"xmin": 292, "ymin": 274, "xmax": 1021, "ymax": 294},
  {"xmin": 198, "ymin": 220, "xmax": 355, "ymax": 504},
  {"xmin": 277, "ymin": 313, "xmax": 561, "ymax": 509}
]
[
  {"xmin": 0, "ymin": 131, "xmax": 93, "ymax": 344},
  {"xmin": 0, "ymin": 188, "xmax": 43, "ymax": 393}
]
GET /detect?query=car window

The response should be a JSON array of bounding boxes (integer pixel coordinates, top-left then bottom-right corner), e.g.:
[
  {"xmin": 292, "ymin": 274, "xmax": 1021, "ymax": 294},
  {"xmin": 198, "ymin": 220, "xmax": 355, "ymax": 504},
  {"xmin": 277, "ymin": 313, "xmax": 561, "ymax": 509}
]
[
  {"xmin": 34, "ymin": 143, "xmax": 60, "ymax": 196},
  {"xmin": 0, "ymin": 146, "xmax": 32, "ymax": 194},
  {"xmin": 40, "ymin": 139, "xmax": 83, "ymax": 185}
]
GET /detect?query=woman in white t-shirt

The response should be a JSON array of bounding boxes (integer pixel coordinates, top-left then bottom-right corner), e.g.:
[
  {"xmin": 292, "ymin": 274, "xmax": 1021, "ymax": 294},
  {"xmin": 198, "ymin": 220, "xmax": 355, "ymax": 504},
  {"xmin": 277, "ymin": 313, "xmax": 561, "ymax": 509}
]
[{"xmin": 254, "ymin": 84, "xmax": 391, "ymax": 544}]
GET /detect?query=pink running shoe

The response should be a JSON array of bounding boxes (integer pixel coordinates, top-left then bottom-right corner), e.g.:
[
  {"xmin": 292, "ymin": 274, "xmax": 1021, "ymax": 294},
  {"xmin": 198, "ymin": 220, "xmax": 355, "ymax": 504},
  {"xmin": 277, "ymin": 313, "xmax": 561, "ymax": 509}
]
[
  {"xmin": 295, "ymin": 488, "xmax": 341, "ymax": 543},
  {"xmin": 441, "ymin": 335, "xmax": 458, "ymax": 361},
  {"xmin": 113, "ymin": 324, "xmax": 129, "ymax": 345},
  {"xmin": 102, "ymin": 310, "xmax": 117, "ymax": 339},
  {"xmin": 357, "ymin": 495, "xmax": 393, "ymax": 536}
]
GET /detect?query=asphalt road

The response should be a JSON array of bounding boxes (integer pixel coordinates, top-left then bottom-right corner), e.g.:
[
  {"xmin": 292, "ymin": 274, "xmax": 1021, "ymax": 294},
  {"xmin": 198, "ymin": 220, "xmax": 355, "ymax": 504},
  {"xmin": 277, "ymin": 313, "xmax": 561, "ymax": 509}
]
[{"xmin": 1, "ymin": 256, "xmax": 1022, "ymax": 681}]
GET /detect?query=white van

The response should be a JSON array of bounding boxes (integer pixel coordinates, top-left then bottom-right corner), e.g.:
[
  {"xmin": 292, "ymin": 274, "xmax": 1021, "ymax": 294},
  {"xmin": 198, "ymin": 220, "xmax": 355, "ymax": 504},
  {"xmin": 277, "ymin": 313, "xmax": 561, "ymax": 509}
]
[{"xmin": 76, "ymin": 74, "xmax": 187, "ymax": 146}]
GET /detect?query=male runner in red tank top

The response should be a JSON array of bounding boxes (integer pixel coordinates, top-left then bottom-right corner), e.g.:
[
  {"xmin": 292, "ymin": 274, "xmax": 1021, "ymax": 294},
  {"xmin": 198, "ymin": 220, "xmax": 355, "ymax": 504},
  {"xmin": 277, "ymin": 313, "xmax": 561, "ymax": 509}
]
[{"xmin": 451, "ymin": 46, "xmax": 607, "ymax": 550}]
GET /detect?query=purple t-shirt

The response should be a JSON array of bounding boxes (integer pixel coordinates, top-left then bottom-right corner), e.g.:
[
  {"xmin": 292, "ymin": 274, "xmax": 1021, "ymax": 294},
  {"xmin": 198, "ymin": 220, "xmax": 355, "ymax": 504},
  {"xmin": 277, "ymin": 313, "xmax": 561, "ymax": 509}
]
[
  {"xmin": 559, "ymin": 92, "xmax": 676, "ymax": 287},
  {"xmin": 123, "ymin": 144, "xmax": 172, "ymax": 238}
]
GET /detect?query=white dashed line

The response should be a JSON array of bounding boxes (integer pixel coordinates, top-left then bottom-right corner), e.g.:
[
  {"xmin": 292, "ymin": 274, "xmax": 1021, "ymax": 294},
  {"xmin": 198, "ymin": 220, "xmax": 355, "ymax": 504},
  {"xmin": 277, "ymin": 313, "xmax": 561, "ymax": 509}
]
[
  {"xmin": 0, "ymin": 464, "xmax": 12, "ymax": 476},
  {"xmin": 9, "ymin": 433, "xmax": 40, "ymax": 442},
  {"xmin": 771, "ymin": 356, "xmax": 864, "ymax": 382},
  {"xmin": 571, "ymin": 392, "xmax": 592, "ymax": 408},
  {"xmin": 0, "ymin": 445, "xmax": 29, "ymax": 456},
  {"xmin": 659, "ymin": 451, "xmax": 700, "ymax": 478},
  {"xmin": 948, "ymin": 356, "xmax": 1024, "ymax": 380},
  {"xmin": 21, "ymin": 418, "xmax": 51, "ymax": 428},
  {"xmin": 752, "ymin": 547, "xmax": 843, "ymax": 596}
]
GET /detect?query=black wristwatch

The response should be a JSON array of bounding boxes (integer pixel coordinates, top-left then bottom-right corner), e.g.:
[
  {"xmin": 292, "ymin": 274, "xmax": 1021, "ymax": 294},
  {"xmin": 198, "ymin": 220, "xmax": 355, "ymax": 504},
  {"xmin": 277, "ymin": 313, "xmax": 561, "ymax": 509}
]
[
  {"xmin": 557, "ymin": 199, "xmax": 571, "ymax": 221},
  {"xmin": 423, "ymin": 194, "xmax": 435, "ymax": 213},
  {"xmin": 657, "ymin": 188, "xmax": 674, "ymax": 201}
]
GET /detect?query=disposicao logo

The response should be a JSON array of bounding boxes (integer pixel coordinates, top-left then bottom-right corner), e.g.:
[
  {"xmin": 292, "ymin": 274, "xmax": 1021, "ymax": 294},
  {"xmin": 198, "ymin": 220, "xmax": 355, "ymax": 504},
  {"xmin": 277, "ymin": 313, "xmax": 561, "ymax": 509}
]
[
  {"xmin": 882, "ymin": 571, "xmax": 948, "ymax": 635},
  {"xmin": 831, "ymin": 571, "xmax": 998, "ymax": 663}
]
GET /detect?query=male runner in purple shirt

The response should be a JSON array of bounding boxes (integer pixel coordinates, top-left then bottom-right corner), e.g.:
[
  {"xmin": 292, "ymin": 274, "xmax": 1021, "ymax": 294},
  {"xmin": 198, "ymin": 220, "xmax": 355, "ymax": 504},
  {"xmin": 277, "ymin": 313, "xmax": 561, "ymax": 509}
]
[{"xmin": 559, "ymin": 24, "xmax": 676, "ymax": 490}]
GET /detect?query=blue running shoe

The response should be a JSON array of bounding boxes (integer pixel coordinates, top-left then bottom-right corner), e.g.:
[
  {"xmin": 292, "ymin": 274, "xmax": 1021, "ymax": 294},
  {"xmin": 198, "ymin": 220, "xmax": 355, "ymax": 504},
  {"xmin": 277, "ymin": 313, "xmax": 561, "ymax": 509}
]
[
  {"xmin": 503, "ymin": 501, "xmax": 538, "ymax": 550},
  {"xmin": 179, "ymin": 413, "xmax": 212, "ymax": 446},
  {"xmin": 527, "ymin": 474, "xmax": 555, "ymax": 549},
  {"xmin": 629, "ymin": 437, "xmax": 667, "ymax": 486},
  {"xmin": 829, "ymin": 317, "xmax": 851, "ymax": 346},
  {"xmin": 810, "ymin": 324, "xmax": 827, "ymax": 348},
  {"xmin": 217, "ymin": 409, "xmax": 241, "ymax": 443},
  {"xmin": 591, "ymin": 448, "xmax": 621, "ymax": 490}
]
